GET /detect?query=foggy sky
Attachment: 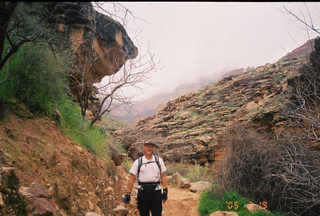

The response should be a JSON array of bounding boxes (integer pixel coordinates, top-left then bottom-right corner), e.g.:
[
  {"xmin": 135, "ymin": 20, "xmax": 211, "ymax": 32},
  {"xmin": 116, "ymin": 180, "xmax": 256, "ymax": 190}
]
[{"xmin": 96, "ymin": 2, "xmax": 320, "ymax": 101}]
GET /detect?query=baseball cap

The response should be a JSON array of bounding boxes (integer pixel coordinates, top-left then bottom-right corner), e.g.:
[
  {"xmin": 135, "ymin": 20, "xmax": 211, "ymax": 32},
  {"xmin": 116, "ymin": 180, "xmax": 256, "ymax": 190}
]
[{"xmin": 143, "ymin": 141, "xmax": 158, "ymax": 148}]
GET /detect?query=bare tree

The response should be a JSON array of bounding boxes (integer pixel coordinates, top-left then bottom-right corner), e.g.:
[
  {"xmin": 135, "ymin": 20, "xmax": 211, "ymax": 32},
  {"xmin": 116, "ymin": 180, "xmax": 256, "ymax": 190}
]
[
  {"xmin": 91, "ymin": 49, "xmax": 159, "ymax": 127},
  {"xmin": 275, "ymin": 4, "xmax": 320, "ymax": 215},
  {"xmin": 67, "ymin": 40, "xmax": 98, "ymax": 120},
  {"xmin": 279, "ymin": 3, "xmax": 320, "ymax": 146},
  {"xmin": 282, "ymin": 4, "xmax": 320, "ymax": 36}
]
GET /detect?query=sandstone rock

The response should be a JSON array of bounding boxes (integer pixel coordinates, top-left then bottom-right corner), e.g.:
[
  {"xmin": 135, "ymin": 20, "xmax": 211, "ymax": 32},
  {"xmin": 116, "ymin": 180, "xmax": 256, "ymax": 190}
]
[
  {"xmin": 180, "ymin": 112, "xmax": 190, "ymax": 120},
  {"xmin": 29, "ymin": 197, "xmax": 55, "ymax": 216},
  {"xmin": 112, "ymin": 154, "xmax": 124, "ymax": 166},
  {"xmin": 42, "ymin": 2, "xmax": 138, "ymax": 105},
  {"xmin": 170, "ymin": 172, "xmax": 191, "ymax": 188},
  {"xmin": 19, "ymin": 183, "xmax": 55, "ymax": 216},
  {"xmin": 171, "ymin": 172, "xmax": 184, "ymax": 188},
  {"xmin": 245, "ymin": 203, "xmax": 271, "ymax": 214},
  {"xmin": 19, "ymin": 183, "xmax": 48, "ymax": 198},
  {"xmin": 244, "ymin": 101, "xmax": 258, "ymax": 112},
  {"xmin": 109, "ymin": 144, "xmax": 124, "ymax": 166},
  {"xmin": 113, "ymin": 205, "xmax": 129, "ymax": 216},
  {"xmin": 106, "ymin": 187, "xmax": 114, "ymax": 195},
  {"xmin": 190, "ymin": 181, "xmax": 212, "ymax": 193},
  {"xmin": 86, "ymin": 212, "xmax": 102, "ymax": 216},
  {"xmin": 0, "ymin": 150, "xmax": 14, "ymax": 166},
  {"xmin": 181, "ymin": 178, "xmax": 191, "ymax": 188},
  {"xmin": 210, "ymin": 211, "xmax": 239, "ymax": 216},
  {"xmin": 0, "ymin": 193, "xmax": 3, "ymax": 206},
  {"xmin": 166, "ymin": 176, "xmax": 172, "ymax": 185}
]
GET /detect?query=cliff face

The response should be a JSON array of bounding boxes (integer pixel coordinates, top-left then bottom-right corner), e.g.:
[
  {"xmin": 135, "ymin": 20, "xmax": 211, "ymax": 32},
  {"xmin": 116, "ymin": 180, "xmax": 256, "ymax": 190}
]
[
  {"xmin": 44, "ymin": 2, "xmax": 138, "ymax": 99},
  {"xmin": 118, "ymin": 38, "xmax": 319, "ymax": 169}
]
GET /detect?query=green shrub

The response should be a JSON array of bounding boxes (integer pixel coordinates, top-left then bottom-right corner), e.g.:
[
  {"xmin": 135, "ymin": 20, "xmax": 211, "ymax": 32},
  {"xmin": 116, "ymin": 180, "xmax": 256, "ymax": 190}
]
[
  {"xmin": 198, "ymin": 189, "xmax": 285, "ymax": 216},
  {"xmin": 123, "ymin": 157, "xmax": 133, "ymax": 173},
  {"xmin": 220, "ymin": 191, "xmax": 249, "ymax": 213},
  {"xmin": 198, "ymin": 190, "xmax": 220, "ymax": 216},
  {"xmin": 0, "ymin": 42, "xmax": 68, "ymax": 114},
  {"xmin": 165, "ymin": 163, "xmax": 189, "ymax": 176},
  {"xmin": 185, "ymin": 164, "xmax": 213, "ymax": 182},
  {"xmin": 55, "ymin": 97, "xmax": 108, "ymax": 159}
]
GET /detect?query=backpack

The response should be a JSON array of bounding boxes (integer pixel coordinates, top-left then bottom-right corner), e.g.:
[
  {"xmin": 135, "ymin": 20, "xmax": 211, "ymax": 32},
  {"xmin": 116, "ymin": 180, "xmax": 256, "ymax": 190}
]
[{"xmin": 137, "ymin": 155, "xmax": 162, "ymax": 185}]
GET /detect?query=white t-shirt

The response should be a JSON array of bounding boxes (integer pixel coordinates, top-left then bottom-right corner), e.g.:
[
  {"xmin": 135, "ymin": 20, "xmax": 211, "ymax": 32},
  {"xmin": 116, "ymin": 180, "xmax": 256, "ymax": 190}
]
[{"xmin": 130, "ymin": 155, "xmax": 167, "ymax": 190}]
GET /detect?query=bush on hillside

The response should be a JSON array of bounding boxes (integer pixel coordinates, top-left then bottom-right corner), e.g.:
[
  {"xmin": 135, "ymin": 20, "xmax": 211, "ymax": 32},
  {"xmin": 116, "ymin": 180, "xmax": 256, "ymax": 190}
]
[
  {"xmin": 0, "ymin": 41, "xmax": 108, "ymax": 159},
  {"xmin": 185, "ymin": 163, "xmax": 213, "ymax": 182},
  {"xmin": 0, "ymin": 42, "xmax": 68, "ymax": 114},
  {"xmin": 216, "ymin": 126, "xmax": 320, "ymax": 216}
]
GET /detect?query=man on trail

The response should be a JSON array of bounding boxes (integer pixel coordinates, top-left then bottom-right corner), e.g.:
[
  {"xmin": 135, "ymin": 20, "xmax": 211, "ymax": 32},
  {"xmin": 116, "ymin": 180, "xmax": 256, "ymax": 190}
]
[{"xmin": 123, "ymin": 141, "xmax": 168, "ymax": 216}]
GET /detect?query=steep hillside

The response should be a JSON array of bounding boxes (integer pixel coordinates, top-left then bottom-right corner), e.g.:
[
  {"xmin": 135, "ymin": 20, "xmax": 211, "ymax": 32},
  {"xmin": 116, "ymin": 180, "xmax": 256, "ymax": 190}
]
[
  {"xmin": 0, "ymin": 104, "xmax": 129, "ymax": 216},
  {"xmin": 118, "ymin": 40, "xmax": 318, "ymax": 169},
  {"xmin": 109, "ymin": 68, "xmax": 244, "ymax": 124}
]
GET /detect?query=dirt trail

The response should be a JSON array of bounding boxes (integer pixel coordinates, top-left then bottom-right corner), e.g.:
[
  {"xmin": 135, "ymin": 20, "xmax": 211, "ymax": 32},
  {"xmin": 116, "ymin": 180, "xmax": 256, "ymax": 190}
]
[{"xmin": 162, "ymin": 185, "xmax": 201, "ymax": 216}]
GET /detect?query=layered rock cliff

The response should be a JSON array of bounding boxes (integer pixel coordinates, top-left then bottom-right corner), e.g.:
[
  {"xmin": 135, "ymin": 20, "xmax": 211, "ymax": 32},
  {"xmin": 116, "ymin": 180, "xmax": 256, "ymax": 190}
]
[
  {"xmin": 118, "ymin": 38, "xmax": 319, "ymax": 168},
  {"xmin": 43, "ymin": 2, "xmax": 138, "ymax": 101}
]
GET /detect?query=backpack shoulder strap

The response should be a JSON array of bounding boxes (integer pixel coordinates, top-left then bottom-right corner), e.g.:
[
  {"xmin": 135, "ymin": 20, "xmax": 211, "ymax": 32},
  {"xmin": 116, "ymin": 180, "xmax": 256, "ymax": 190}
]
[
  {"xmin": 137, "ymin": 156, "xmax": 143, "ymax": 184},
  {"xmin": 154, "ymin": 155, "xmax": 162, "ymax": 181}
]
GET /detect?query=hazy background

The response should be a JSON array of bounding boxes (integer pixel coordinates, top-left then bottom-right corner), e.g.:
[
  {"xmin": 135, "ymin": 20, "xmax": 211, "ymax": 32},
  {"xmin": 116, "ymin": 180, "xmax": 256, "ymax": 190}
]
[{"xmin": 95, "ymin": 2, "xmax": 320, "ymax": 102}]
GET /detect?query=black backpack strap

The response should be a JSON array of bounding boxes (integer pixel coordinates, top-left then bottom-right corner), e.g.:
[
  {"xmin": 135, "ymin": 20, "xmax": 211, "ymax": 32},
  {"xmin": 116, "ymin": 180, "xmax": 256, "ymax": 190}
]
[
  {"xmin": 154, "ymin": 155, "xmax": 162, "ymax": 183},
  {"xmin": 137, "ymin": 156, "xmax": 143, "ymax": 184},
  {"xmin": 154, "ymin": 155, "xmax": 161, "ymax": 174}
]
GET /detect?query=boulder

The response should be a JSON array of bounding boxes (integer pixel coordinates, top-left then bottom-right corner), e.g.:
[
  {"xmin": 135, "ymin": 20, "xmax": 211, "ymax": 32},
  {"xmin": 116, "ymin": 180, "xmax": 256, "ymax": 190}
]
[
  {"xmin": 171, "ymin": 172, "xmax": 183, "ymax": 188},
  {"xmin": 190, "ymin": 181, "xmax": 212, "ymax": 193},
  {"xmin": 166, "ymin": 175, "xmax": 172, "ymax": 185},
  {"xmin": 181, "ymin": 178, "xmax": 191, "ymax": 188},
  {"xmin": 19, "ymin": 183, "xmax": 55, "ymax": 216},
  {"xmin": 244, "ymin": 101, "xmax": 258, "ymax": 112},
  {"xmin": 210, "ymin": 211, "xmax": 238, "ymax": 216},
  {"xmin": 86, "ymin": 212, "xmax": 102, "ymax": 216},
  {"xmin": 170, "ymin": 172, "xmax": 191, "ymax": 188},
  {"xmin": 106, "ymin": 187, "xmax": 114, "ymax": 195},
  {"xmin": 109, "ymin": 143, "xmax": 124, "ymax": 166},
  {"xmin": 28, "ymin": 197, "xmax": 55, "ymax": 216},
  {"xmin": 113, "ymin": 205, "xmax": 129, "ymax": 216},
  {"xmin": 19, "ymin": 183, "xmax": 48, "ymax": 198},
  {"xmin": 180, "ymin": 112, "xmax": 190, "ymax": 120}
]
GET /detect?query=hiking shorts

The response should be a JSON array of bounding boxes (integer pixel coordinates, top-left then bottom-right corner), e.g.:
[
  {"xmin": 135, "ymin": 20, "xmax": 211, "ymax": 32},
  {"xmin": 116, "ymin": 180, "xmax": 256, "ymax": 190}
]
[{"xmin": 137, "ymin": 189, "xmax": 162, "ymax": 216}]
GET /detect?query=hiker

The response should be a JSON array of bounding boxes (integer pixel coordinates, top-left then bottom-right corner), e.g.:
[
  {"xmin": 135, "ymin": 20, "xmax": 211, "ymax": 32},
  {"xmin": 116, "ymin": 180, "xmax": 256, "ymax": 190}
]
[{"xmin": 123, "ymin": 141, "xmax": 168, "ymax": 216}]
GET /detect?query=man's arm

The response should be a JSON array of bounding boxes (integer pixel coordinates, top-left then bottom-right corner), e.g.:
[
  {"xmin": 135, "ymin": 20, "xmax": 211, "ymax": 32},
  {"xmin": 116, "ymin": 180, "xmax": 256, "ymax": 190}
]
[
  {"xmin": 161, "ymin": 172, "xmax": 168, "ymax": 189},
  {"xmin": 161, "ymin": 172, "xmax": 168, "ymax": 203},
  {"xmin": 126, "ymin": 174, "xmax": 136, "ymax": 194}
]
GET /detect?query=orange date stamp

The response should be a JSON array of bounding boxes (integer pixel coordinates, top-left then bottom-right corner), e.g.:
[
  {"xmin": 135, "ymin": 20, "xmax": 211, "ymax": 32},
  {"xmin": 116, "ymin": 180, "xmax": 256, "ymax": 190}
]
[
  {"xmin": 249, "ymin": 201, "xmax": 268, "ymax": 209},
  {"xmin": 225, "ymin": 201, "xmax": 269, "ymax": 210}
]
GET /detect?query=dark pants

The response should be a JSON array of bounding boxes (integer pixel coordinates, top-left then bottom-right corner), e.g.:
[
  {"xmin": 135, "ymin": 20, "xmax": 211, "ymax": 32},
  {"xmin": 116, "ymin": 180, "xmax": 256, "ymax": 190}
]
[{"xmin": 137, "ymin": 189, "xmax": 162, "ymax": 216}]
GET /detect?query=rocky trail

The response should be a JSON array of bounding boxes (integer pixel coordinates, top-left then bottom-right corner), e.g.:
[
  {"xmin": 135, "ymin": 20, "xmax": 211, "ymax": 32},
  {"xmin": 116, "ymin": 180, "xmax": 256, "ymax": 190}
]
[{"xmin": 162, "ymin": 185, "xmax": 200, "ymax": 216}]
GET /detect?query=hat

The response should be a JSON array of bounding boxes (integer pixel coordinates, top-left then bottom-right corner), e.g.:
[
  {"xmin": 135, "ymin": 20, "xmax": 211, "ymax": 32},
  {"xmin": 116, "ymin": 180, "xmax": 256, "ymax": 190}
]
[{"xmin": 143, "ymin": 141, "xmax": 157, "ymax": 148}]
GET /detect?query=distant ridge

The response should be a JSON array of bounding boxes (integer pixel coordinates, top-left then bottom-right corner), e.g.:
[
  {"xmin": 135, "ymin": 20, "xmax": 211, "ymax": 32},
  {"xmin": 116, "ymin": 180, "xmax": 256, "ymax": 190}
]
[{"xmin": 280, "ymin": 37, "xmax": 317, "ymax": 61}]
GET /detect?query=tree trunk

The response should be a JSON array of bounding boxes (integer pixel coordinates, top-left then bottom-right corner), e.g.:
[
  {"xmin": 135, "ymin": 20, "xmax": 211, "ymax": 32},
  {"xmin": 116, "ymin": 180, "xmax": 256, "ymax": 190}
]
[{"xmin": 0, "ymin": 2, "xmax": 18, "ymax": 60}]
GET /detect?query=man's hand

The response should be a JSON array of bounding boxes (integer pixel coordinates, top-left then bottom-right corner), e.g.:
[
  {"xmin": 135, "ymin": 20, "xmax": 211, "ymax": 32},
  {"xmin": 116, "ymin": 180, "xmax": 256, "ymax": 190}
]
[
  {"xmin": 162, "ymin": 188, "xmax": 168, "ymax": 202},
  {"xmin": 122, "ymin": 193, "xmax": 131, "ymax": 204}
]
